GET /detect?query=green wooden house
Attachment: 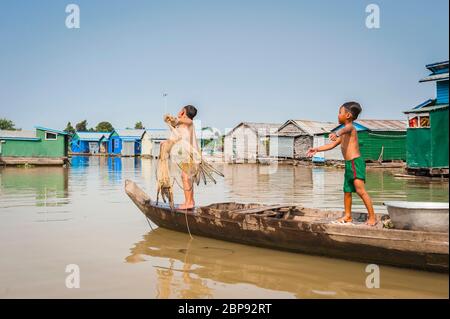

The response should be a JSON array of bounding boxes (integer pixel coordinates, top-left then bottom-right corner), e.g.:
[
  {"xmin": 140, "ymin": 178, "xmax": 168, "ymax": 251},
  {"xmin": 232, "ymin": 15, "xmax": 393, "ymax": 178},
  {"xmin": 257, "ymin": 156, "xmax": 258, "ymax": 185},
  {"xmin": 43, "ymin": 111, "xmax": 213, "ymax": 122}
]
[
  {"xmin": 0, "ymin": 126, "xmax": 69, "ymax": 166},
  {"xmin": 404, "ymin": 61, "xmax": 449, "ymax": 176},
  {"xmin": 320, "ymin": 119, "xmax": 407, "ymax": 162}
]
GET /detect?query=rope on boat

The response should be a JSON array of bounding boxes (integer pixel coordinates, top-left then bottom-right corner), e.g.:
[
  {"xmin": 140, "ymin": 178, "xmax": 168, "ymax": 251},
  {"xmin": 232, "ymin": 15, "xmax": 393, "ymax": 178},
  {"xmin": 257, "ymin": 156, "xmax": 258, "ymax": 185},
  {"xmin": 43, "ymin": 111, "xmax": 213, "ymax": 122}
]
[
  {"xmin": 145, "ymin": 215, "xmax": 155, "ymax": 232},
  {"xmin": 184, "ymin": 208, "xmax": 194, "ymax": 240}
]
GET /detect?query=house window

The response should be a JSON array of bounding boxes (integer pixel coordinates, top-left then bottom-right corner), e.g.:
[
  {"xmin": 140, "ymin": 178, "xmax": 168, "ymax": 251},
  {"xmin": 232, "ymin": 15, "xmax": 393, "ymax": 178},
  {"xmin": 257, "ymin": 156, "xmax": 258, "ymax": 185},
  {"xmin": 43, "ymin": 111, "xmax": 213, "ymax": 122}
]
[
  {"xmin": 408, "ymin": 116, "xmax": 419, "ymax": 128},
  {"xmin": 45, "ymin": 132, "xmax": 57, "ymax": 140},
  {"xmin": 419, "ymin": 116, "xmax": 430, "ymax": 128},
  {"xmin": 408, "ymin": 114, "xmax": 430, "ymax": 128}
]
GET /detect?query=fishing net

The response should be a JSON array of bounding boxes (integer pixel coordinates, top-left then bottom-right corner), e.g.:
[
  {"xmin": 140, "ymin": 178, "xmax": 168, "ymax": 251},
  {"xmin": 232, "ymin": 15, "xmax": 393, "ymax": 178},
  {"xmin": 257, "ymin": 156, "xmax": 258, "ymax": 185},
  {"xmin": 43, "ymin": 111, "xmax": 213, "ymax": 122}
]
[{"xmin": 156, "ymin": 114, "xmax": 224, "ymax": 209}]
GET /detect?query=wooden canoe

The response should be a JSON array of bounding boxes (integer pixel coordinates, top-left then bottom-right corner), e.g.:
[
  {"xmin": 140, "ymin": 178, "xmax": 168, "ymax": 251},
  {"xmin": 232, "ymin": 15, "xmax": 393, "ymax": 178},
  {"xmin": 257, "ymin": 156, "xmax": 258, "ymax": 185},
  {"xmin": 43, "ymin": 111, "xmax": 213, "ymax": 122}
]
[{"xmin": 125, "ymin": 180, "xmax": 449, "ymax": 272}]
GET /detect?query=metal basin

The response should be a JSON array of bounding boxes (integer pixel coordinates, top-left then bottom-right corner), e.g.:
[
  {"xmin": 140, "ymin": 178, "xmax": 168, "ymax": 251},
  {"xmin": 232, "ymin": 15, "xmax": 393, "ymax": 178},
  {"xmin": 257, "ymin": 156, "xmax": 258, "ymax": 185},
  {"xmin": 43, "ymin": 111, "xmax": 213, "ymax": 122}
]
[{"xmin": 384, "ymin": 201, "xmax": 449, "ymax": 232}]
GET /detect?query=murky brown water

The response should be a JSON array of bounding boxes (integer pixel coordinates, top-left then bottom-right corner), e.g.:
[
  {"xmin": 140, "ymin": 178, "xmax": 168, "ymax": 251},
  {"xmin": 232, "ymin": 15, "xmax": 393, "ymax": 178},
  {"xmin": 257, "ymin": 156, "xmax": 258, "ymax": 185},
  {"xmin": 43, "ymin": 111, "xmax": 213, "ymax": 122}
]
[{"xmin": 0, "ymin": 156, "xmax": 448, "ymax": 298}]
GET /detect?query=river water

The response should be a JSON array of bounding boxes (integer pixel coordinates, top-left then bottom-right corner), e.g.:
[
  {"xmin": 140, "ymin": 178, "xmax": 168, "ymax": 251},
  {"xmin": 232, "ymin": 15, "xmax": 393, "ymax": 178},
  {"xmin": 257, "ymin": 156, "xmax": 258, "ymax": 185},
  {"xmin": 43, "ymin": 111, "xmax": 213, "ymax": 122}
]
[{"xmin": 0, "ymin": 156, "xmax": 448, "ymax": 298}]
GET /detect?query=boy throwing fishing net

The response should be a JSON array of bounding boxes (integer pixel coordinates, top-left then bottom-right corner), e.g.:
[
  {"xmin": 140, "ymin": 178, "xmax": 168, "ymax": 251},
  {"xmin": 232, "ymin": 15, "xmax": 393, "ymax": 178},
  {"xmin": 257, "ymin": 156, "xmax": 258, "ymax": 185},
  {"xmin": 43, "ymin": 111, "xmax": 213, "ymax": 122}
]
[
  {"xmin": 307, "ymin": 101, "xmax": 377, "ymax": 226},
  {"xmin": 157, "ymin": 105, "xmax": 223, "ymax": 210}
]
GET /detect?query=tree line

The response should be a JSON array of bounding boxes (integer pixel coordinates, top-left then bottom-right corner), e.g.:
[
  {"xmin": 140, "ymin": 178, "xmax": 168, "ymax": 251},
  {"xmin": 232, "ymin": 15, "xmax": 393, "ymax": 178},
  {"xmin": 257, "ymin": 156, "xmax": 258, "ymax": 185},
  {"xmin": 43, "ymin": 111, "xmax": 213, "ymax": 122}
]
[{"xmin": 0, "ymin": 118, "xmax": 145, "ymax": 134}]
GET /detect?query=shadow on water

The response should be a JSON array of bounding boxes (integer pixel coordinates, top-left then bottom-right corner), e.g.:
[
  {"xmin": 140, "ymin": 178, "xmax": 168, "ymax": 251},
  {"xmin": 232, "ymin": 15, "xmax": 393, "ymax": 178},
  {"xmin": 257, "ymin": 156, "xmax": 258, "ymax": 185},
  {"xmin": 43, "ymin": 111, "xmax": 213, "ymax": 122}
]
[{"xmin": 125, "ymin": 227, "xmax": 449, "ymax": 299}]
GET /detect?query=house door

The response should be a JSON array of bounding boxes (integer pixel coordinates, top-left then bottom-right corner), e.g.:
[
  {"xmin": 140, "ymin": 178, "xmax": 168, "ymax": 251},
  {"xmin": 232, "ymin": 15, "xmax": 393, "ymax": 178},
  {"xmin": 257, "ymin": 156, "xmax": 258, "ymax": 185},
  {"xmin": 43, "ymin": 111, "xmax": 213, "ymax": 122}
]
[
  {"xmin": 313, "ymin": 136, "xmax": 326, "ymax": 162},
  {"xmin": 122, "ymin": 141, "xmax": 135, "ymax": 156},
  {"xmin": 64, "ymin": 136, "xmax": 68, "ymax": 156},
  {"xmin": 273, "ymin": 137, "xmax": 294, "ymax": 158},
  {"xmin": 232, "ymin": 137, "xmax": 237, "ymax": 159},
  {"xmin": 152, "ymin": 141, "xmax": 161, "ymax": 158}
]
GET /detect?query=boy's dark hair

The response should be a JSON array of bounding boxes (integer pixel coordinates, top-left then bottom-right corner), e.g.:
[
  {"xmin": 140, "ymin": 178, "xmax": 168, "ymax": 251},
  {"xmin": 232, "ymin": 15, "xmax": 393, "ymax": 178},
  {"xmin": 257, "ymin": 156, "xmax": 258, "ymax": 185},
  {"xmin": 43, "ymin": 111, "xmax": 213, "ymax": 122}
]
[
  {"xmin": 184, "ymin": 105, "xmax": 197, "ymax": 120},
  {"xmin": 341, "ymin": 101, "xmax": 362, "ymax": 120}
]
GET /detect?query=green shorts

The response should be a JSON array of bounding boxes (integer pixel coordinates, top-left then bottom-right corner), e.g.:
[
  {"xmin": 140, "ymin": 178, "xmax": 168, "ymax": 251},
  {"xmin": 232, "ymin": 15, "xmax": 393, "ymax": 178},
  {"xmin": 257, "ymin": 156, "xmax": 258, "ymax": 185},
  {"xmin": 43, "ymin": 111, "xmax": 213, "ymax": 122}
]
[{"xmin": 343, "ymin": 157, "xmax": 366, "ymax": 193}]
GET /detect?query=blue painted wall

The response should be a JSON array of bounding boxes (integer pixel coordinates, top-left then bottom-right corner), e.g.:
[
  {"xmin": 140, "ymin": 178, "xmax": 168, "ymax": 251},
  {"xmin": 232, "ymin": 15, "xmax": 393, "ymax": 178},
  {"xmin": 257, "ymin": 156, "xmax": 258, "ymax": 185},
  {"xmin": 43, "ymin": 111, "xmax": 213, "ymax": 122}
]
[
  {"xmin": 135, "ymin": 141, "xmax": 141, "ymax": 155},
  {"xmin": 71, "ymin": 140, "xmax": 90, "ymax": 153},
  {"xmin": 108, "ymin": 135, "xmax": 122, "ymax": 154},
  {"xmin": 436, "ymin": 80, "xmax": 449, "ymax": 104}
]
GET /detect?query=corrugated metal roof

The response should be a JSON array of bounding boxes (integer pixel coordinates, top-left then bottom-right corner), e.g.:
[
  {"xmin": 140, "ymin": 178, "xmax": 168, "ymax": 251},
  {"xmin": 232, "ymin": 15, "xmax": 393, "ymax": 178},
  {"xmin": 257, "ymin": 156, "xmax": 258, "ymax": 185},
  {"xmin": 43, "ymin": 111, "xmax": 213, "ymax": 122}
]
[
  {"xmin": 225, "ymin": 122, "xmax": 282, "ymax": 137},
  {"xmin": 404, "ymin": 104, "xmax": 448, "ymax": 114},
  {"xmin": 75, "ymin": 132, "xmax": 109, "ymax": 141},
  {"xmin": 412, "ymin": 99, "xmax": 435, "ymax": 110},
  {"xmin": 0, "ymin": 130, "xmax": 36, "ymax": 139},
  {"xmin": 356, "ymin": 120, "xmax": 407, "ymax": 131},
  {"xmin": 35, "ymin": 126, "xmax": 68, "ymax": 135},
  {"xmin": 244, "ymin": 122, "xmax": 281, "ymax": 131},
  {"xmin": 114, "ymin": 129, "xmax": 146, "ymax": 138},
  {"xmin": 425, "ymin": 60, "xmax": 449, "ymax": 73},
  {"xmin": 419, "ymin": 72, "xmax": 449, "ymax": 82},
  {"xmin": 143, "ymin": 129, "xmax": 169, "ymax": 140},
  {"xmin": 333, "ymin": 119, "xmax": 407, "ymax": 131},
  {"xmin": 245, "ymin": 122, "xmax": 281, "ymax": 136},
  {"xmin": 292, "ymin": 120, "xmax": 337, "ymax": 135}
]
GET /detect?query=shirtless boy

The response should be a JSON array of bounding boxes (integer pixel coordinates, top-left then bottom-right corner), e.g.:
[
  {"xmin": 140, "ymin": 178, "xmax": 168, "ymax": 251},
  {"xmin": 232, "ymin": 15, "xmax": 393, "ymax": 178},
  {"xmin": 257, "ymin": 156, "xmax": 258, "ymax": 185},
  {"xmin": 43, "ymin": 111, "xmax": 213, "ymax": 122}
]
[
  {"xmin": 164, "ymin": 105, "xmax": 199, "ymax": 209},
  {"xmin": 307, "ymin": 102, "xmax": 377, "ymax": 226}
]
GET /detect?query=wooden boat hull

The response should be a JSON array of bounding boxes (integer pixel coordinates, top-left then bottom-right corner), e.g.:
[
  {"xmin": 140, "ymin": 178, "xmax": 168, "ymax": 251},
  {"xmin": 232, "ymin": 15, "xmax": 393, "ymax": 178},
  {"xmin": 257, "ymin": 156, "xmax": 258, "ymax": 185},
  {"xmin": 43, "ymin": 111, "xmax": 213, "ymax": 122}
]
[
  {"xmin": 125, "ymin": 180, "xmax": 449, "ymax": 272},
  {"xmin": 0, "ymin": 156, "xmax": 67, "ymax": 166}
]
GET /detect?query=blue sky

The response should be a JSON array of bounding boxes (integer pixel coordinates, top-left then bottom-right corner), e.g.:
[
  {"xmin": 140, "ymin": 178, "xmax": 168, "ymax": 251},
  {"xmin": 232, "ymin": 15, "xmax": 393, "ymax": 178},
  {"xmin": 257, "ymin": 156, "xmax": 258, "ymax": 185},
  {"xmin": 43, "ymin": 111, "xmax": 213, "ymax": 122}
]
[{"xmin": 0, "ymin": 0, "xmax": 448, "ymax": 131}]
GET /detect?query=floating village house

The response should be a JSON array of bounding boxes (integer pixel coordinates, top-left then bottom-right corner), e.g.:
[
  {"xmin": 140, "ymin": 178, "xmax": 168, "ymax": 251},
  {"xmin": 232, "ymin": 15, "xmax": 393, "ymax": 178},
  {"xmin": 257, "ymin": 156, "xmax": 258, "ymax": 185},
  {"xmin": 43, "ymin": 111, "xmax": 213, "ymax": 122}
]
[
  {"xmin": 198, "ymin": 127, "xmax": 222, "ymax": 155},
  {"xmin": 108, "ymin": 129, "xmax": 145, "ymax": 156},
  {"xmin": 224, "ymin": 122, "xmax": 281, "ymax": 163},
  {"xmin": 314, "ymin": 120, "xmax": 407, "ymax": 163},
  {"xmin": 0, "ymin": 126, "xmax": 68, "ymax": 166},
  {"xmin": 70, "ymin": 131, "xmax": 110, "ymax": 154},
  {"xmin": 404, "ymin": 60, "xmax": 449, "ymax": 176},
  {"xmin": 141, "ymin": 129, "xmax": 169, "ymax": 158},
  {"xmin": 269, "ymin": 120, "xmax": 336, "ymax": 160}
]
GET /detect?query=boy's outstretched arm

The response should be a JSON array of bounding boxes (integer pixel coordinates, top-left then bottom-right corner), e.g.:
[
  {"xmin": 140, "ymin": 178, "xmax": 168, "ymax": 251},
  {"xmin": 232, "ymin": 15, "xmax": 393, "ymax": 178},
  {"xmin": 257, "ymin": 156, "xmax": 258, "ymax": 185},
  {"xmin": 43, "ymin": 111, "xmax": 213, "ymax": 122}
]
[
  {"xmin": 330, "ymin": 123, "xmax": 353, "ymax": 141},
  {"xmin": 306, "ymin": 138, "xmax": 341, "ymax": 157}
]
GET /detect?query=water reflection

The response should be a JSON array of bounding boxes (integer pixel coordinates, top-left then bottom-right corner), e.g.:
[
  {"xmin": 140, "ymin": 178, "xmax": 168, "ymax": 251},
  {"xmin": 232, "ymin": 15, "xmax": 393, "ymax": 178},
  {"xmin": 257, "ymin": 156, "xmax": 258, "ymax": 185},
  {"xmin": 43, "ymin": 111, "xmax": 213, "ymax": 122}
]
[
  {"xmin": 108, "ymin": 157, "xmax": 123, "ymax": 183},
  {"xmin": 0, "ymin": 167, "xmax": 69, "ymax": 208},
  {"xmin": 222, "ymin": 164, "xmax": 448, "ymax": 211},
  {"xmin": 125, "ymin": 228, "xmax": 448, "ymax": 298},
  {"xmin": 0, "ymin": 156, "xmax": 447, "ymax": 298}
]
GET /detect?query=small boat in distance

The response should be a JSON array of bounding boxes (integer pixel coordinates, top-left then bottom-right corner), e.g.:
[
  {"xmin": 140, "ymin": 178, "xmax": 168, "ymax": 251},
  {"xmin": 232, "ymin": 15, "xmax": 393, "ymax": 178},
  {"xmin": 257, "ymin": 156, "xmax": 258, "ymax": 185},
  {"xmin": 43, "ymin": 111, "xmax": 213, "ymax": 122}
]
[{"xmin": 125, "ymin": 180, "xmax": 449, "ymax": 273}]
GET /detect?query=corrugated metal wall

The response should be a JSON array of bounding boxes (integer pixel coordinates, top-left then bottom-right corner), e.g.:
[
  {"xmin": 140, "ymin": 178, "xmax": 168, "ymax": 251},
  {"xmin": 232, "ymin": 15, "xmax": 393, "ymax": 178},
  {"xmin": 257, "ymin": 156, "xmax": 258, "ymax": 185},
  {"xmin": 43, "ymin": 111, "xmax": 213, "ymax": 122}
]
[
  {"xmin": 430, "ymin": 107, "xmax": 449, "ymax": 168},
  {"xmin": 270, "ymin": 136, "xmax": 294, "ymax": 158},
  {"xmin": 407, "ymin": 128, "xmax": 431, "ymax": 168},
  {"xmin": 122, "ymin": 141, "xmax": 135, "ymax": 156},
  {"xmin": 406, "ymin": 108, "xmax": 449, "ymax": 169},
  {"xmin": 223, "ymin": 126, "xmax": 258, "ymax": 163},
  {"xmin": 436, "ymin": 80, "xmax": 449, "ymax": 104},
  {"xmin": 1, "ymin": 130, "xmax": 66, "ymax": 157},
  {"xmin": 358, "ymin": 131, "xmax": 406, "ymax": 161}
]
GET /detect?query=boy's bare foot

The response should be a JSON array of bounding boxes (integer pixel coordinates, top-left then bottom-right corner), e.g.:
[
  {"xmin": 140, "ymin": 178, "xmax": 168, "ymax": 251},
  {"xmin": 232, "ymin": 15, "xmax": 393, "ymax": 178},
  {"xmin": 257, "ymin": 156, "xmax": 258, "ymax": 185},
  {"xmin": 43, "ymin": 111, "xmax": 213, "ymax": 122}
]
[
  {"xmin": 178, "ymin": 202, "xmax": 195, "ymax": 210},
  {"xmin": 336, "ymin": 216, "xmax": 352, "ymax": 223},
  {"xmin": 365, "ymin": 218, "xmax": 377, "ymax": 226}
]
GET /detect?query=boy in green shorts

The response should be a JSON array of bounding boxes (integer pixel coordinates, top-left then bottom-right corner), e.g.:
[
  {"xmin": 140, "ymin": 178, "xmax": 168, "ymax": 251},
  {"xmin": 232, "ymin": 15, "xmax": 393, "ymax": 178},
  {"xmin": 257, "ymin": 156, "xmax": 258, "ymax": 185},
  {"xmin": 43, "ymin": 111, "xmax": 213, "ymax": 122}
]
[{"xmin": 307, "ymin": 102, "xmax": 377, "ymax": 226}]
